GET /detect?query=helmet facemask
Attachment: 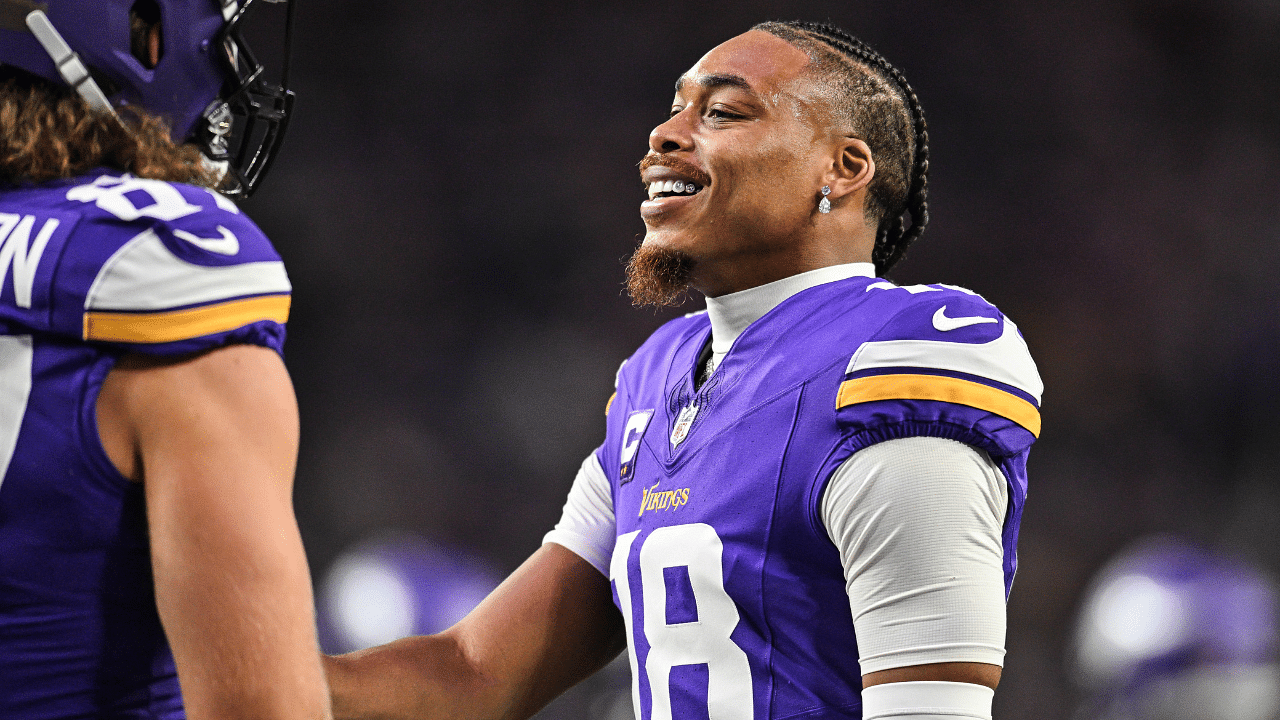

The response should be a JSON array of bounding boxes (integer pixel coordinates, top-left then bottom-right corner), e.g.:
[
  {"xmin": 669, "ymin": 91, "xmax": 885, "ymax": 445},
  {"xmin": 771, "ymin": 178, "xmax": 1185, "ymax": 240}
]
[{"xmin": 199, "ymin": 0, "xmax": 294, "ymax": 197}]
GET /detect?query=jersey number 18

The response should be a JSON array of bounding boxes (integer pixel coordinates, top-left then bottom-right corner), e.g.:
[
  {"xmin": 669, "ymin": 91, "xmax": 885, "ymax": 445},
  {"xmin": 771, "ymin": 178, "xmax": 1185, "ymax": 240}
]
[{"xmin": 610, "ymin": 523, "xmax": 754, "ymax": 720}]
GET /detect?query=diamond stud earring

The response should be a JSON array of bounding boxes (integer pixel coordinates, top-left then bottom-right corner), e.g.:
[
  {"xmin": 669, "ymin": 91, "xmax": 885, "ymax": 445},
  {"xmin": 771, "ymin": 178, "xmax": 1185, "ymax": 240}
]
[{"xmin": 818, "ymin": 186, "xmax": 832, "ymax": 214}]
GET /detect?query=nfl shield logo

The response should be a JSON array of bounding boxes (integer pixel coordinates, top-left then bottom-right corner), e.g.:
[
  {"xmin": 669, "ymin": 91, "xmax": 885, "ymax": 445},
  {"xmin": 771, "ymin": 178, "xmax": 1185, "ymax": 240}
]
[{"xmin": 670, "ymin": 403, "xmax": 699, "ymax": 449}]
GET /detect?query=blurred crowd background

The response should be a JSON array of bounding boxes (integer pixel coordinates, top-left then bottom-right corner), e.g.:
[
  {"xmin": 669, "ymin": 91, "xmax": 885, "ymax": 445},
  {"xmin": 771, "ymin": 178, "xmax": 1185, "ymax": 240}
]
[{"xmin": 237, "ymin": 0, "xmax": 1280, "ymax": 717}]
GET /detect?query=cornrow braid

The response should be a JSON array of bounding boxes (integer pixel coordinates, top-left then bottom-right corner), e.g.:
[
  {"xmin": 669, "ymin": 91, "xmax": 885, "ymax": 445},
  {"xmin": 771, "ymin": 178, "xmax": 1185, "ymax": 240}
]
[{"xmin": 754, "ymin": 20, "xmax": 930, "ymax": 275}]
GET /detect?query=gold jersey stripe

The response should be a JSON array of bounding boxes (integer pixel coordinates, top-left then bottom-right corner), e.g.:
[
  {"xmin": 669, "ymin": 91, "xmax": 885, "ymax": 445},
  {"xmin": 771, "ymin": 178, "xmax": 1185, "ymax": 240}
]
[
  {"xmin": 605, "ymin": 391, "xmax": 617, "ymax": 417},
  {"xmin": 837, "ymin": 373, "xmax": 1041, "ymax": 437},
  {"xmin": 83, "ymin": 294, "xmax": 291, "ymax": 344}
]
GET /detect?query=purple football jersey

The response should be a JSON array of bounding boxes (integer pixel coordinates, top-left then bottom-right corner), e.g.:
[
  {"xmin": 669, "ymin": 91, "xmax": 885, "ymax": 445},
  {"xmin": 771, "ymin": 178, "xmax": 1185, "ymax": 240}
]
[
  {"xmin": 0, "ymin": 172, "xmax": 291, "ymax": 718},
  {"xmin": 599, "ymin": 277, "xmax": 1041, "ymax": 719}
]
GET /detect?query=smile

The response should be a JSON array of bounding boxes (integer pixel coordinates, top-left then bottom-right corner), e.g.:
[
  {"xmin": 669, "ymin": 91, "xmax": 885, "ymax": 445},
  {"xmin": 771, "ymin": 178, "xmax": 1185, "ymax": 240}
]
[{"xmin": 646, "ymin": 179, "xmax": 703, "ymax": 200}]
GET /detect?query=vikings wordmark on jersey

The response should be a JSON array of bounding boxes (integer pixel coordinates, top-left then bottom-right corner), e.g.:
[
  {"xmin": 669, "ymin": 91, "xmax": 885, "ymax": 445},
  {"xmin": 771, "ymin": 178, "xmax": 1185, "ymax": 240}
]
[
  {"xmin": 0, "ymin": 172, "xmax": 290, "ymax": 717},
  {"xmin": 596, "ymin": 276, "xmax": 1040, "ymax": 720}
]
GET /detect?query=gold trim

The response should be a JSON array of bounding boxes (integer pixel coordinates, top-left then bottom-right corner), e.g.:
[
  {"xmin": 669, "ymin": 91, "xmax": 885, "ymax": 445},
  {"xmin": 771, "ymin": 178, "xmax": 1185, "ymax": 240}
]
[
  {"xmin": 837, "ymin": 373, "xmax": 1041, "ymax": 437},
  {"xmin": 605, "ymin": 392, "xmax": 617, "ymax": 417},
  {"xmin": 83, "ymin": 294, "xmax": 291, "ymax": 344}
]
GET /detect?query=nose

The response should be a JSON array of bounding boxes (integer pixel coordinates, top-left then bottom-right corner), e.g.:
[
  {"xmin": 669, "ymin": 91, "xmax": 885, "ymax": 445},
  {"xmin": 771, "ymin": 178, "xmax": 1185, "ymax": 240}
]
[{"xmin": 649, "ymin": 109, "xmax": 694, "ymax": 154}]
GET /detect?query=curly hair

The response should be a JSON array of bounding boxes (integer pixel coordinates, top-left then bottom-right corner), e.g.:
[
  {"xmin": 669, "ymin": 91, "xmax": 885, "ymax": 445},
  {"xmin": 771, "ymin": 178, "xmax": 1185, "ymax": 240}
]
[
  {"xmin": 753, "ymin": 21, "xmax": 930, "ymax": 275},
  {"xmin": 0, "ymin": 70, "xmax": 218, "ymax": 188}
]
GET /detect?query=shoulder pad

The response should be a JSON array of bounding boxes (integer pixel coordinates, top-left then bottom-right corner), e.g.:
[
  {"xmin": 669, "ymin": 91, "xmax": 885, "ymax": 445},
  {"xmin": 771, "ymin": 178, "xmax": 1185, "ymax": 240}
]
[
  {"xmin": 839, "ymin": 286, "xmax": 1043, "ymax": 441},
  {"xmin": 53, "ymin": 174, "xmax": 291, "ymax": 352}
]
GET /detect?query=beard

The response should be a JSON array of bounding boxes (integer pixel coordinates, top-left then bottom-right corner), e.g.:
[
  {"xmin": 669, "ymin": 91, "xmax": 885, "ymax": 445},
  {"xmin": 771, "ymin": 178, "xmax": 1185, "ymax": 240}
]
[{"xmin": 625, "ymin": 243, "xmax": 696, "ymax": 308}]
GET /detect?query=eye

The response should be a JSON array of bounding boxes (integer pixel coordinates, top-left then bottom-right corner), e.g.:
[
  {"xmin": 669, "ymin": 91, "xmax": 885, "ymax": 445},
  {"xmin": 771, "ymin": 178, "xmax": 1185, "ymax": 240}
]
[
  {"xmin": 669, "ymin": 105, "xmax": 685, "ymax": 119},
  {"xmin": 707, "ymin": 107, "xmax": 744, "ymax": 121}
]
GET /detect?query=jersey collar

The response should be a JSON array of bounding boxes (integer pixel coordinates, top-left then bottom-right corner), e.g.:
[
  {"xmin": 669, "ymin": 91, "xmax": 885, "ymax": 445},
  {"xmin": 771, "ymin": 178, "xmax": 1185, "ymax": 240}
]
[{"xmin": 703, "ymin": 263, "xmax": 876, "ymax": 357}]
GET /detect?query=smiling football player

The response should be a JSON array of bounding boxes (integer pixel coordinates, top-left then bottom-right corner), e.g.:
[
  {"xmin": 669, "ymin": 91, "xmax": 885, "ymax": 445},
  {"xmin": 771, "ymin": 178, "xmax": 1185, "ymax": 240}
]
[{"xmin": 327, "ymin": 20, "xmax": 1042, "ymax": 720}]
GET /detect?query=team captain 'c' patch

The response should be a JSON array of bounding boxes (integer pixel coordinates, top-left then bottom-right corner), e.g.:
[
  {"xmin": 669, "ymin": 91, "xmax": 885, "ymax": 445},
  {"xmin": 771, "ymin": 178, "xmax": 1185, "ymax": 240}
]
[{"xmin": 838, "ymin": 315, "xmax": 1043, "ymax": 437}]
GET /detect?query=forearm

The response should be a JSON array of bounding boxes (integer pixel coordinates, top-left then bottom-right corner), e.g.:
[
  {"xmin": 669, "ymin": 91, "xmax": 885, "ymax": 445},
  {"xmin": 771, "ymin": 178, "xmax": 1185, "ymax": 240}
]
[
  {"xmin": 327, "ymin": 634, "xmax": 501, "ymax": 720},
  {"xmin": 326, "ymin": 544, "xmax": 625, "ymax": 720}
]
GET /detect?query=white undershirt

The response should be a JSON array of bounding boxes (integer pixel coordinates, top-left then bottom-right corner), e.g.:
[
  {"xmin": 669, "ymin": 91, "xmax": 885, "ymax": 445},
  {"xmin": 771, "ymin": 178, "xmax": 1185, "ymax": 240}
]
[
  {"xmin": 703, "ymin": 263, "xmax": 876, "ymax": 376},
  {"xmin": 544, "ymin": 263, "xmax": 1008, "ymax": 707}
]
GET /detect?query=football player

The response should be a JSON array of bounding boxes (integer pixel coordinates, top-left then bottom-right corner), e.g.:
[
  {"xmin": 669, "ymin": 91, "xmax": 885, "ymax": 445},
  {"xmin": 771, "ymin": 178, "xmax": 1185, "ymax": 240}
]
[
  {"xmin": 0, "ymin": 1, "xmax": 329, "ymax": 718},
  {"xmin": 326, "ymin": 21, "xmax": 1041, "ymax": 720}
]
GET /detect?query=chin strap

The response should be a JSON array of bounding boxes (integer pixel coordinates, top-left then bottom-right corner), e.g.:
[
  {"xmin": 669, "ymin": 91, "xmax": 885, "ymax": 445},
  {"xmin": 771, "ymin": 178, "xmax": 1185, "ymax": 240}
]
[{"xmin": 24, "ymin": 9, "xmax": 120, "ymax": 118}]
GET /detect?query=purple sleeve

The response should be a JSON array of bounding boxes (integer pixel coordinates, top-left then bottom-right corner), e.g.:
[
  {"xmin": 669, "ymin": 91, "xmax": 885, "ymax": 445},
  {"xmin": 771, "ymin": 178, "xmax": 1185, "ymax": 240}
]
[
  {"xmin": 834, "ymin": 287, "xmax": 1042, "ymax": 459},
  {"xmin": 44, "ymin": 178, "xmax": 293, "ymax": 357}
]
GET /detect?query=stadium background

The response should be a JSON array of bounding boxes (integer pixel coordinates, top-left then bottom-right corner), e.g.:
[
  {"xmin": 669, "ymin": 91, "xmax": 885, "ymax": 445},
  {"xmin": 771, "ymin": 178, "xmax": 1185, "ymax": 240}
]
[{"xmin": 237, "ymin": 1, "xmax": 1280, "ymax": 717}]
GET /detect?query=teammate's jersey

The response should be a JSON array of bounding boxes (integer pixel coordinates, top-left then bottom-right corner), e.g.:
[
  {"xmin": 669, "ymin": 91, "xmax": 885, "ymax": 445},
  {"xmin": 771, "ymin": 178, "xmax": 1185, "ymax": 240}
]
[
  {"xmin": 0, "ymin": 171, "xmax": 291, "ymax": 719},
  {"xmin": 599, "ymin": 276, "xmax": 1041, "ymax": 720}
]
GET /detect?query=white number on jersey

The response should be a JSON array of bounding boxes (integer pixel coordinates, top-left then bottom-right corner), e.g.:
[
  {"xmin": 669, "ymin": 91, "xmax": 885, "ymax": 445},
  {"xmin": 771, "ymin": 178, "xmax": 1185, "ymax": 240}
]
[
  {"xmin": 0, "ymin": 335, "xmax": 33, "ymax": 491},
  {"xmin": 611, "ymin": 523, "xmax": 754, "ymax": 720}
]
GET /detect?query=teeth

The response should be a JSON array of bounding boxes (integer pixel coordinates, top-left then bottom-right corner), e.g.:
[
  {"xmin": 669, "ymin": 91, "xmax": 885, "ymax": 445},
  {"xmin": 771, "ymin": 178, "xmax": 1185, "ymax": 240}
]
[{"xmin": 646, "ymin": 179, "xmax": 703, "ymax": 199}]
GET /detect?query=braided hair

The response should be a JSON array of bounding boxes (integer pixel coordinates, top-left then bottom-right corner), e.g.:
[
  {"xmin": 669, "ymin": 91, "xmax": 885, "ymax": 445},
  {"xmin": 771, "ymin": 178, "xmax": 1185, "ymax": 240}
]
[{"xmin": 753, "ymin": 21, "xmax": 930, "ymax": 275}]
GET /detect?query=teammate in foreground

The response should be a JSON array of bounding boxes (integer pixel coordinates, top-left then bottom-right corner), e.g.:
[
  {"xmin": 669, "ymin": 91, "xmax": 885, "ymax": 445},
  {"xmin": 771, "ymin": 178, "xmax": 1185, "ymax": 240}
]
[
  {"xmin": 326, "ymin": 21, "xmax": 1041, "ymax": 720},
  {"xmin": 0, "ymin": 1, "xmax": 330, "ymax": 718}
]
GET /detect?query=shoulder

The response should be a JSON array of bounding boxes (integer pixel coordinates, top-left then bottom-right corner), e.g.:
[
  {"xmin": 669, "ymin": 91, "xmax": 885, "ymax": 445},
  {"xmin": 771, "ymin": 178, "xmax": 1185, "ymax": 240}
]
[
  {"xmin": 61, "ymin": 172, "xmax": 280, "ymax": 268},
  {"xmin": 836, "ymin": 280, "xmax": 1043, "ymax": 453},
  {"xmin": 616, "ymin": 310, "xmax": 709, "ymax": 384},
  {"xmin": 849, "ymin": 282, "xmax": 1040, "ymax": 400},
  {"xmin": 9, "ymin": 172, "xmax": 291, "ymax": 354}
]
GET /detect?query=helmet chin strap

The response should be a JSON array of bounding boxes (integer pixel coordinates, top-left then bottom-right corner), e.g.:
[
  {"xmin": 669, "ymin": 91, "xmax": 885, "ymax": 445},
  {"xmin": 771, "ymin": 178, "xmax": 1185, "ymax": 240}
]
[
  {"xmin": 24, "ymin": 10, "xmax": 120, "ymax": 119},
  {"xmin": 201, "ymin": 155, "xmax": 231, "ymax": 187}
]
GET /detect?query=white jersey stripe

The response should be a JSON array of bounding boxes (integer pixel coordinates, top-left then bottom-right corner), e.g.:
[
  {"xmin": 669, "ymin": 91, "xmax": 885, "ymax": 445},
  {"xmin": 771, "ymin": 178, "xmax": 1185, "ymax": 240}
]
[
  {"xmin": 846, "ymin": 318, "xmax": 1043, "ymax": 404},
  {"xmin": 85, "ymin": 229, "xmax": 291, "ymax": 312}
]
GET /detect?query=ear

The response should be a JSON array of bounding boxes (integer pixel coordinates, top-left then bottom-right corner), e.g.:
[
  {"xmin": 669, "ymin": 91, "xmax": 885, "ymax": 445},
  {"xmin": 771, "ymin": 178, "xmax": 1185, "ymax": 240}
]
[{"xmin": 825, "ymin": 137, "xmax": 875, "ymax": 201}]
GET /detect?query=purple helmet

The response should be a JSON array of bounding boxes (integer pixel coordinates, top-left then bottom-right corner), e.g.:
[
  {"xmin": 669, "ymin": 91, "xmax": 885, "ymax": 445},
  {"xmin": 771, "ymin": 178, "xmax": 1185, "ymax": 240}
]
[
  {"xmin": 1071, "ymin": 536, "xmax": 1279, "ymax": 720},
  {"xmin": 0, "ymin": 0, "xmax": 294, "ymax": 197}
]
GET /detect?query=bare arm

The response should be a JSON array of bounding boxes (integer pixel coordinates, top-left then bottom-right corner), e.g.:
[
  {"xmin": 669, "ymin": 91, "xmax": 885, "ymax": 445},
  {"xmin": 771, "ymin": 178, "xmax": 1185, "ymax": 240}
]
[
  {"xmin": 863, "ymin": 661, "xmax": 999, "ymax": 689},
  {"xmin": 326, "ymin": 542, "xmax": 626, "ymax": 720},
  {"xmin": 98, "ymin": 345, "xmax": 331, "ymax": 720}
]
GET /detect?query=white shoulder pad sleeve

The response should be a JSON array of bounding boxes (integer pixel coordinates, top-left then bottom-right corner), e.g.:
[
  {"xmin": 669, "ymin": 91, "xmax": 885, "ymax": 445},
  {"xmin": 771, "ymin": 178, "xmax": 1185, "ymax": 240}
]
[
  {"xmin": 822, "ymin": 436, "xmax": 1008, "ymax": 674},
  {"xmin": 543, "ymin": 452, "xmax": 616, "ymax": 577}
]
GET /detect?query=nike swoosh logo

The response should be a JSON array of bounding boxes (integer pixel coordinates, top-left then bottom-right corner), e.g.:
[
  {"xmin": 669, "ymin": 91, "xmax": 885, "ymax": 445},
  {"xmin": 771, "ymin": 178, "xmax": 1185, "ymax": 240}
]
[
  {"xmin": 173, "ymin": 225, "xmax": 240, "ymax": 255},
  {"xmin": 932, "ymin": 305, "xmax": 999, "ymax": 332}
]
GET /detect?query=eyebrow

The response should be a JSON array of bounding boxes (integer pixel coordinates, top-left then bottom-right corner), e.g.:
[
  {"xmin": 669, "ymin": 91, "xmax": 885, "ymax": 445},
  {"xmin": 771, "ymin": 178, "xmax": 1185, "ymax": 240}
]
[{"xmin": 674, "ymin": 73, "xmax": 755, "ymax": 94}]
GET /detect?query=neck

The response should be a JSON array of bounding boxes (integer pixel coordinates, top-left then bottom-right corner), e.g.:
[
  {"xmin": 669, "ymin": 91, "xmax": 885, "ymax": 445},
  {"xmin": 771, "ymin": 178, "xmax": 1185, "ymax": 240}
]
[{"xmin": 689, "ymin": 223, "xmax": 877, "ymax": 298}]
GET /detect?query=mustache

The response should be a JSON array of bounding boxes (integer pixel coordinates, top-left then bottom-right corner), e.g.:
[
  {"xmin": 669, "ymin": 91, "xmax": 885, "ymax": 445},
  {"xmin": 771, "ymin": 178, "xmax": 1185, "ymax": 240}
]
[{"xmin": 638, "ymin": 154, "xmax": 712, "ymax": 188}]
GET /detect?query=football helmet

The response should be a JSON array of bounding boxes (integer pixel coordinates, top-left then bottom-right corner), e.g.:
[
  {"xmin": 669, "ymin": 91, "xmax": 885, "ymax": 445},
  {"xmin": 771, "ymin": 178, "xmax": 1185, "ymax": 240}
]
[
  {"xmin": 1070, "ymin": 536, "xmax": 1279, "ymax": 720},
  {"xmin": 0, "ymin": 0, "xmax": 294, "ymax": 197}
]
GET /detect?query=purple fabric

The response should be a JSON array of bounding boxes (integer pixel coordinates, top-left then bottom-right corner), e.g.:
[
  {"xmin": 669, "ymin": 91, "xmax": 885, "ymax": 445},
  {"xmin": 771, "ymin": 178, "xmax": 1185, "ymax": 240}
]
[
  {"xmin": 0, "ymin": 174, "xmax": 290, "ymax": 719},
  {"xmin": 601, "ymin": 276, "xmax": 1039, "ymax": 719}
]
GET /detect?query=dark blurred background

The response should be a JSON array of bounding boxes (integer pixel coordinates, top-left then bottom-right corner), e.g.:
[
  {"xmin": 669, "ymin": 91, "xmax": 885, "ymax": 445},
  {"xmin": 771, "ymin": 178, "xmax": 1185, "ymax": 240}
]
[{"xmin": 239, "ymin": 1, "xmax": 1280, "ymax": 717}]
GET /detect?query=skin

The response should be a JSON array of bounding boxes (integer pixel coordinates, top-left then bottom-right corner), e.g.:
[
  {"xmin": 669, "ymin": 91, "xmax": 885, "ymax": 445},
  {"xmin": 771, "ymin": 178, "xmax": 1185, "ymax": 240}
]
[
  {"xmin": 325, "ymin": 30, "xmax": 997, "ymax": 720},
  {"xmin": 646, "ymin": 29, "xmax": 1000, "ymax": 691},
  {"xmin": 96, "ymin": 345, "xmax": 332, "ymax": 720},
  {"xmin": 639, "ymin": 29, "xmax": 878, "ymax": 297},
  {"xmin": 325, "ymin": 543, "xmax": 625, "ymax": 720}
]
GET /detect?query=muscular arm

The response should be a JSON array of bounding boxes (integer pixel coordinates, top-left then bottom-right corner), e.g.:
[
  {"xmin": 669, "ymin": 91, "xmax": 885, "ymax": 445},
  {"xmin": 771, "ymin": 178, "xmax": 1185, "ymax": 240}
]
[
  {"xmin": 97, "ymin": 345, "xmax": 330, "ymax": 720},
  {"xmin": 325, "ymin": 542, "xmax": 626, "ymax": 720}
]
